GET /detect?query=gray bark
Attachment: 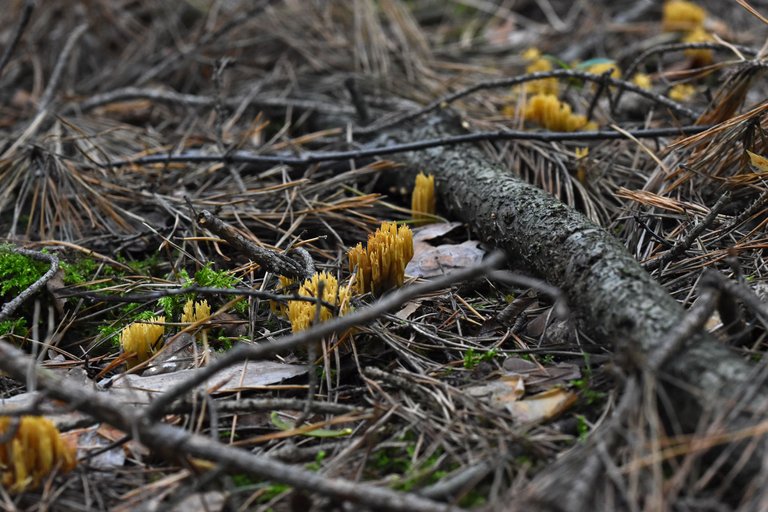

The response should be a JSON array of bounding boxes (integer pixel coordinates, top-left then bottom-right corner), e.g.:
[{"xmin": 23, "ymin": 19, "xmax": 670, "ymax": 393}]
[{"xmin": 374, "ymin": 112, "xmax": 767, "ymax": 506}]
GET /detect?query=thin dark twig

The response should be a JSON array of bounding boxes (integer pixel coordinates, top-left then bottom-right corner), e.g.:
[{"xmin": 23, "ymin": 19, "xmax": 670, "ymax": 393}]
[
  {"xmin": 586, "ymin": 70, "xmax": 613, "ymax": 121},
  {"xmin": 70, "ymin": 86, "xmax": 355, "ymax": 117},
  {"xmin": 623, "ymin": 42, "xmax": 759, "ymax": 86},
  {"xmin": 354, "ymin": 69, "xmax": 700, "ymax": 135},
  {"xmin": 646, "ymin": 280, "xmax": 720, "ymax": 371},
  {"xmin": 144, "ymin": 251, "xmax": 506, "ymax": 421},
  {"xmin": 614, "ymin": 43, "xmax": 760, "ymax": 109},
  {"xmin": 213, "ymin": 58, "xmax": 236, "ymax": 154},
  {"xmin": 296, "ymin": 280, "xmax": 325, "ymax": 427},
  {"xmin": 197, "ymin": 210, "xmax": 309, "ymax": 279},
  {"xmin": 711, "ymin": 189, "xmax": 768, "ymax": 244},
  {"xmin": 166, "ymin": 397, "xmax": 365, "ymax": 416},
  {"xmin": 644, "ymin": 192, "xmax": 732, "ymax": 272},
  {"xmin": 38, "ymin": 23, "xmax": 88, "ymax": 112},
  {"xmin": 0, "ymin": 0, "xmax": 35, "ymax": 78},
  {"xmin": 101, "ymin": 125, "xmax": 711, "ymax": 170},
  {"xmin": 703, "ymin": 270, "xmax": 768, "ymax": 330},
  {"xmin": 56, "ymin": 285, "xmax": 338, "ymax": 311},
  {"xmin": 2, "ymin": 23, "xmax": 87, "ymax": 157},
  {"xmin": 0, "ymin": 248, "xmax": 59, "ymax": 323},
  {"xmin": 345, "ymin": 76, "xmax": 370, "ymax": 125},
  {"xmin": 487, "ymin": 270, "xmax": 569, "ymax": 318}
]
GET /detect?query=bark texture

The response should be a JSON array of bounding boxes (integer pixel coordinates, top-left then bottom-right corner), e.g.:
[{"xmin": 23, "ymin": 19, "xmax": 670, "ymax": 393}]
[{"xmin": 375, "ymin": 112, "xmax": 767, "ymax": 505}]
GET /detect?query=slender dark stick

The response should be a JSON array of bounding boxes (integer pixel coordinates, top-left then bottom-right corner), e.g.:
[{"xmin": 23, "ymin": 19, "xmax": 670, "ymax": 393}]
[
  {"xmin": 0, "ymin": 0, "xmax": 35, "ymax": 78},
  {"xmin": 101, "ymin": 125, "xmax": 711, "ymax": 170},
  {"xmin": 354, "ymin": 69, "xmax": 700, "ymax": 135},
  {"xmin": 644, "ymin": 192, "xmax": 732, "ymax": 272},
  {"xmin": 197, "ymin": 210, "xmax": 310, "ymax": 279}
]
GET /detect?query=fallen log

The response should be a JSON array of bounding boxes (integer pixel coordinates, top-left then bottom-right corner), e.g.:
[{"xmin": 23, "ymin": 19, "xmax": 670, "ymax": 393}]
[{"xmin": 373, "ymin": 112, "xmax": 768, "ymax": 507}]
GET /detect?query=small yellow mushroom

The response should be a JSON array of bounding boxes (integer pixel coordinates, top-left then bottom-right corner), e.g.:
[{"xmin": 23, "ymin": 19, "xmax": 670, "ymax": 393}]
[
  {"xmin": 682, "ymin": 26, "xmax": 714, "ymax": 65},
  {"xmin": 584, "ymin": 61, "xmax": 621, "ymax": 79},
  {"xmin": 181, "ymin": 299, "xmax": 211, "ymax": 325},
  {"xmin": 0, "ymin": 416, "xmax": 76, "ymax": 493},
  {"xmin": 524, "ymin": 94, "xmax": 598, "ymax": 132},
  {"xmin": 631, "ymin": 73, "xmax": 653, "ymax": 90},
  {"xmin": 120, "ymin": 316, "xmax": 165, "ymax": 368},
  {"xmin": 669, "ymin": 83, "xmax": 696, "ymax": 102},
  {"xmin": 662, "ymin": 0, "xmax": 707, "ymax": 32},
  {"xmin": 287, "ymin": 272, "xmax": 351, "ymax": 333},
  {"xmin": 348, "ymin": 222, "xmax": 414, "ymax": 296},
  {"xmin": 411, "ymin": 172, "xmax": 436, "ymax": 224},
  {"xmin": 524, "ymin": 54, "xmax": 559, "ymax": 95}
]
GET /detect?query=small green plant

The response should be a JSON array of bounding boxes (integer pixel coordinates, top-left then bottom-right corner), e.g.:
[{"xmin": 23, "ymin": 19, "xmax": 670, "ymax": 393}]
[
  {"xmin": 575, "ymin": 414, "xmax": 590, "ymax": 442},
  {"xmin": 569, "ymin": 378, "xmax": 606, "ymax": 405},
  {"xmin": 259, "ymin": 482, "xmax": 290, "ymax": 502},
  {"xmin": 463, "ymin": 347, "xmax": 498, "ymax": 369},
  {"xmin": 305, "ymin": 450, "xmax": 327, "ymax": 471}
]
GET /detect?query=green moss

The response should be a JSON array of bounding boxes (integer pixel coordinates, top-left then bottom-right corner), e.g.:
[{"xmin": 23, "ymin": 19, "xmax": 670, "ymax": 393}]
[
  {"xmin": 463, "ymin": 347, "xmax": 498, "ymax": 369},
  {"xmin": 194, "ymin": 263, "xmax": 248, "ymax": 314},
  {"xmin": 194, "ymin": 263, "xmax": 239, "ymax": 288},
  {"xmin": 0, "ymin": 318, "xmax": 27, "ymax": 336},
  {"xmin": 0, "ymin": 246, "xmax": 49, "ymax": 296}
]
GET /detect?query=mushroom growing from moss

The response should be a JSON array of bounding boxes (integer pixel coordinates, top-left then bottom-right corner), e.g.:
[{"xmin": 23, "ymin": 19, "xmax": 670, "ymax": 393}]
[
  {"xmin": 120, "ymin": 316, "xmax": 165, "ymax": 368},
  {"xmin": 348, "ymin": 222, "xmax": 414, "ymax": 296},
  {"xmin": 287, "ymin": 272, "xmax": 351, "ymax": 332},
  {"xmin": 0, "ymin": 416, "xmax": 77, "ymax": 493},
  {"xmin": 411, "ymin": 172, "xmax": 436, "ymax": 224}
]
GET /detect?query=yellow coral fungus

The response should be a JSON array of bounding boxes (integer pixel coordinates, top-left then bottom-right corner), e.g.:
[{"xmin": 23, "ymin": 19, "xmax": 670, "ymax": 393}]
[
  {"xmin": 631, "ymin": 73, "xmax": 652, "ymax": 90},
  {"xmin": 574, "ymin": 147, "xmax": 589, "ymax": 159},
  {"xmin": 584, "ymin": 61, "xmax": 621, "ymax": 79},
  {"xmin": 348, "ymin": 222, "xmax": 414, "ymax": 296},
  {"xmin": 287, "ymin": 272, "xmax": 351, "ymax": 333},
  {"xmin": 272, "ymin": 276, "xmax": 294, "ymax": 316},
  {"xmin": 523, "ymin": 50, "xmax": 559, "ymax": 95},
  {"xmin": 120, "ymin": 316, "xmax": 165, "ymax": 368},
  {"xmin": 181, "ymin": 299, "xmax": 211, "ymax": 325},
  {"xmin": 682, "ymin": 26, "xmax": 714, "ymax": 65},
  {"xmin": 411, "ymin": 172, "xmax": 436, "ymax": 224},
  {"xmin": 0, "ymin": 416, "xmax": 76, "ymax": 493},
  {"xmin": 662, "ymin": 0, "xmax": 706, "ymax": 32},
  {"xmin": 524, "ymin": 94, "xmax": 598, "ymax": 132},
  {"xmin": 521, "ymin": 47, "xmax": 541, "ymax": 61},
  {"xmin": 669, "ymin": 83, "xmax": 696, "ymax": 102}
]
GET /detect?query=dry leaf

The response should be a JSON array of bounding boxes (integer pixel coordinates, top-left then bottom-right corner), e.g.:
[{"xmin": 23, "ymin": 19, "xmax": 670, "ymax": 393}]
[
  {"xmin": 505, "ymin": 388, "xmax": 578, "ymax": 423},
  {"xmin": 747, "ymin": 150, "xmax": 768, "ymax": 173}
]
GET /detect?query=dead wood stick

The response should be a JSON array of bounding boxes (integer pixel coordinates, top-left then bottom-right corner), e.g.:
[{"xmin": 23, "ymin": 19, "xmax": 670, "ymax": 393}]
[
  {"xmin": 378, "ymin": 112, "xmax": 768, "ymax": 497},
  {"xmin": 197, "ymin": 209, "xmax": 311, "ymax": 280},
  {"xmin": 0, "ymin": 0, "xmax": 35, "ymax": 78}
]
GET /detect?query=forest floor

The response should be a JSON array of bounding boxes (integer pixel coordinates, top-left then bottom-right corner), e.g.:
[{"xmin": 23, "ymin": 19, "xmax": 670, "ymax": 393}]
[{"xmin": 1, "ymin": 1, "xmax": 768, "ymax": 511}]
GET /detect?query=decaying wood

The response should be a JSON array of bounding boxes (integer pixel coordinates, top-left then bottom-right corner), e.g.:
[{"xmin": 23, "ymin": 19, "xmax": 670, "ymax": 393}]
[{"xmin": 374, "ymin": 112, "xmax": 768, "ymax": 506}]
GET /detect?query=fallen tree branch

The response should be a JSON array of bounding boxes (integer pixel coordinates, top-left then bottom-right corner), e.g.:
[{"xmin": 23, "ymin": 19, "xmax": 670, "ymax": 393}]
[
  {"xmin": 99, "ymin": 125, "xmax": 710, "ymax": 169},
  {"xmin": 376, "ymin": 111, "xmax": 768, "ymax": 503},
  {"xmin": 0, "ymin": 338, "xmax": 457, "ymax": 512}
]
